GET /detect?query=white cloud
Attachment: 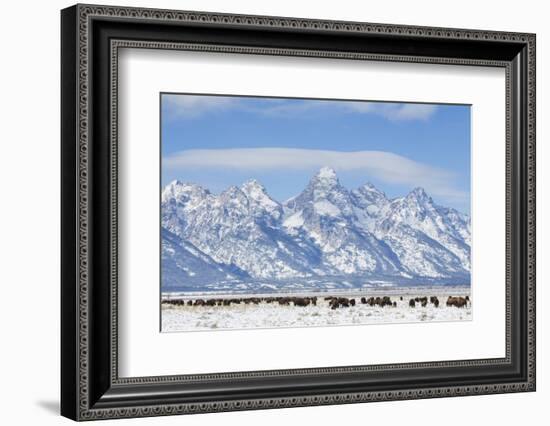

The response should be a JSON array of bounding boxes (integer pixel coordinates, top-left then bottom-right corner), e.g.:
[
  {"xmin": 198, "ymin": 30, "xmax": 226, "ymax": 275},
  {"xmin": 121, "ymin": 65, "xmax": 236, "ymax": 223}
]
[
  {"xmin": 162, "ymin": 94, "xmax": 236, "ymax": 118},
  {"xmin": 162, "ymin": 94, "xmax": 438, "ymax": 122},
  {"xmin": 163, "ymin": 148, "xmax": 466, "ymax": 204},
  {"xmin": 345, "ymin": 102, "xmax": 438, "ymax": 121},
  {"xmin": 253, "ymin": 100, "xmax": 320, "ymax": 116}
]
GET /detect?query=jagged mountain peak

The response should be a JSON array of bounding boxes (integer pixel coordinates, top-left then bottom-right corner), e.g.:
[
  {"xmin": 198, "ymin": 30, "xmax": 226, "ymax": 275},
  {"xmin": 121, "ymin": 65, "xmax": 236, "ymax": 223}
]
[
  {"xmin": 241, "ymin": 178, "xmax": 264, "ymax": 190},
  {"xmin": 220, "ymin": 184, "xmax": 244, "ymax": 197},
  {"xmin": 161, "ymin": 180, "xmax": 210, "ymax": 203},
  {"xmin": 310, "ymin": 166, "xmax": 339, "ymax": 187},
  {"xmin": 353, "ymin": 182, "xmax": 388, "ymax": 202},
  {"xmin": 241, "ymin": 179, "xmax": 271, "ymax": 200},
  {"xmin": 316, "ymin": 166, "xmax": 338, "ymax": 180},
  {"xmin": 285, "ymin": 167, "xmax": 355, "ymax": 219},
  {"xmin": 308, "ymin": 167, "xmax": 348, "ymax": 197},
  {"xmin": 358, "ymin": 181, "xmax": 380, "ymax": 191},
  {"xmin": 241, "ymin": 178, "xmax": 281, "ymax": 215},
  {"xmin": 386, "ymin": 187, "xmax": 438, "ymax": 222},
  {"xmin": 407, "ymin": 187, "xmax": 432, "ymax": 203},
  {"xmin": 165, "ymin": 179, "xmax": 202, "ymax": 190}
]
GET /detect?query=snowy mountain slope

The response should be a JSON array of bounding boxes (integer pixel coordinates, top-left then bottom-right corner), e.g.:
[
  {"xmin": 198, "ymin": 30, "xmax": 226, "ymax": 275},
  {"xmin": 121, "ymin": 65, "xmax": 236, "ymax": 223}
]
[
  {"xmin": 161, "ymin": 228, "xmax": 248, "ymax": 288},
  {"xmin": 350, "ymin": 182, "xmax": 391, "ymax": 233},
  {"xmin": 375, "ymin": 188, "xmax": 471, "ymax": 272},
  {"xmin": 161, "ymin": 167, "xmax": 471, "ymax": 289},
  {"xmin": 162, "ymin": 180, "xmax": 322, "ymax": 280},
  {"xmin": 283, "ymin": 167, "xmax": 402, "ymax": 275}
]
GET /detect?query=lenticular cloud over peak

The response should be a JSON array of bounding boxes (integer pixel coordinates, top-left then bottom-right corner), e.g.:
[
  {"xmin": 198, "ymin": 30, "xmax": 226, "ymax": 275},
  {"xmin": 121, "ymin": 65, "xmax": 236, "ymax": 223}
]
[{"xmin": 163, "ymin": 147, "xmax": 466, "ymax": 205}]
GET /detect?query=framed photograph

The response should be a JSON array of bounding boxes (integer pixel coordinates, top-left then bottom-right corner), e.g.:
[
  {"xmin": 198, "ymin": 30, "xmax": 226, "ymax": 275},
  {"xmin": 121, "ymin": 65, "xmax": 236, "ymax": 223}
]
[
  {"xmin": 61, "ymin": 4, "xmax": 536, "ymax": 421},
  {"xmin": 159, "ymin": 93, "xmax": 474, "ymax": 332}
]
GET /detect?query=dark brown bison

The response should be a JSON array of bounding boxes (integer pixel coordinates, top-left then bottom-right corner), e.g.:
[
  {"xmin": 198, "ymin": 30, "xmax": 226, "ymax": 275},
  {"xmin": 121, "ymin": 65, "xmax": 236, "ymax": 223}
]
[
  {"xmin": 381, "ymin": 296, "xmax": 392, "ymax": 307},
  {"xmin": 293, "ymin": 297, "xmax": 310, "ymax": 307},
  {"xmin": 329, "ymin": 299, "xmax": 339, "ymax": 310},
  {"xmin": 409, "ymin": 299, "xmax": 416, "ymax": 307},
  {"xmin": 446, "ymin": 296, "xmax": 468, "ymax": 308}
]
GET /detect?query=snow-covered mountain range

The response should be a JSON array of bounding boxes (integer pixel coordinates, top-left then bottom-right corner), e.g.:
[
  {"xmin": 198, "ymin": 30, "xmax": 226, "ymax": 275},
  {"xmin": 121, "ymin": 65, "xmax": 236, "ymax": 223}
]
[{"xmin": 161, "ymin": 167, "xmax": 470, "ymax": 291}]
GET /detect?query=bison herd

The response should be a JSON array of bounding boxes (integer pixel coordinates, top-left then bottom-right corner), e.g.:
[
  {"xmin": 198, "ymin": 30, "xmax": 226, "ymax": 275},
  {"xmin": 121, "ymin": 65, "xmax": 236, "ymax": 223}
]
[
  {"xmin": 163, "ymin": 294, "xmax": 470, "ymax": 310},
  {"xmin": 163, "ymin": 295, "xmax": 318, "ymax": 308}
]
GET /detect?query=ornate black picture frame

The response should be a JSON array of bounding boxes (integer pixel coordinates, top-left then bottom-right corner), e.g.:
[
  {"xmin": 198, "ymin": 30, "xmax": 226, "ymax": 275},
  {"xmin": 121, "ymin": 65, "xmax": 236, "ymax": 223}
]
[{"xmin": 61, "ymin": 4, "xmax": 536, "ymax": 421}]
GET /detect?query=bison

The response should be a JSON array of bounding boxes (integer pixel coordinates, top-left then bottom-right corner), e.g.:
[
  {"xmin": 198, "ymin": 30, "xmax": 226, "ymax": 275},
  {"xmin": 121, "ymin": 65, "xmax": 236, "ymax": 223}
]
[
  {"xmin": 381, "ymin": 296, "xmax": 392, "ymax": 307},
  {"xmin": 329, "ymin": 299, "xmax": 340, "ymax": 310},
  {"xmin": 293, "ymin": 297, "xmax": 310, "ymax": 307},
  {"xmin": 446, "ymin": 296, "xmax": 468, "ymax": 308}
]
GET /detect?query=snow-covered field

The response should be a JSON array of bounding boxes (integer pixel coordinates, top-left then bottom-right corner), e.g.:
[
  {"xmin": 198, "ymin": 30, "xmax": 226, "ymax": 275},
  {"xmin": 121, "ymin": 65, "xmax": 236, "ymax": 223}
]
[{"xmin": 161, "ymin": 287, "xmax": 471, "ymax": 332}]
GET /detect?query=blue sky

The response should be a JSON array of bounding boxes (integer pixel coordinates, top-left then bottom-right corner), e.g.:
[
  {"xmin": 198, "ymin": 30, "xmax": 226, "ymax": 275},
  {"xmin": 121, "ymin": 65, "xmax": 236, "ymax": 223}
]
[{"xmin": 161, "ymin": 94, "xmax": 471, "ymax": 213}]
